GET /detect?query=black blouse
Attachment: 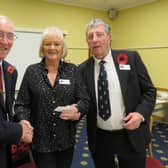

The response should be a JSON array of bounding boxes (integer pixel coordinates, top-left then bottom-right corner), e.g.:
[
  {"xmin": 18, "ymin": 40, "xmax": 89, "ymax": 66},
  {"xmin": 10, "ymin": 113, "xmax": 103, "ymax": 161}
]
[{"xmin": 14, "ymin": 60, "xmax": 89, "ymax": 152}]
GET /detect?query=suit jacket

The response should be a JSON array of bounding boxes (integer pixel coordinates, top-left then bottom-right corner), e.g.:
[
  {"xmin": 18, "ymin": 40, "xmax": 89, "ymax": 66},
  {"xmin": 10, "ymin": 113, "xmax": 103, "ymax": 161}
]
[
  {"xmin": 0, "ymin": 60, "xmax": 22, "ymax": 168},
  {"xmin": 78, "ymin": 49, "xmax": 156, "ymax": 154}
]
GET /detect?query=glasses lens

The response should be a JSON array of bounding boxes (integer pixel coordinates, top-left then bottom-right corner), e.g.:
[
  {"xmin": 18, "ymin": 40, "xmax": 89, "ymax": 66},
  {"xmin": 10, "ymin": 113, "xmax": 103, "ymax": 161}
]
[
  {"xmin": 7, "ymin": 32, "xmax": 14, "ymax": 40},
  {"xmin": 0, "ymin": 31, "xmax": 15, "ymax": 40}
]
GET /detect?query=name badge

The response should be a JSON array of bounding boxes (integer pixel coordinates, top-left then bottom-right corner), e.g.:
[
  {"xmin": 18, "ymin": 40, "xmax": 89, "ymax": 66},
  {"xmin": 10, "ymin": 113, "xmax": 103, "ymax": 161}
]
[
  {"xmin": 119, "ymin": 64, "xmax": 131, "ymax": 70},
  {"xmin": 59, "ymin": 79, "xmax": 70, "ymax": 85}
]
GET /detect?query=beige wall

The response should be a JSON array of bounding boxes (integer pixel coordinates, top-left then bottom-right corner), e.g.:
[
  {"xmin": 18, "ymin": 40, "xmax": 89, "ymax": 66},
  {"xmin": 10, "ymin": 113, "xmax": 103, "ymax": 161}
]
[
  {"xmin": 0, "ymin": 0, "xmax": 110, "ymax": 64},
  {"xmin": 0, "ymin": 0, "xmax": 168, "ymax": 88},
  {"xmin": 112, "ymin": 0, "xmax": 168, "ymax": 88}
]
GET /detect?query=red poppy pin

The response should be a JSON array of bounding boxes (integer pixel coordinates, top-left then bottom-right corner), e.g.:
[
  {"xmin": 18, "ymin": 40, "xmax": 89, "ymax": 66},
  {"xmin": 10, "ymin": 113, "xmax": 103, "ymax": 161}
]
[
  {"xmin": 117, "ymin": 53, "xmax": 128, "ymax": 65},
  {"xmin": 7, "ymin": 65, "xmax": 14, "ymax": 74}
]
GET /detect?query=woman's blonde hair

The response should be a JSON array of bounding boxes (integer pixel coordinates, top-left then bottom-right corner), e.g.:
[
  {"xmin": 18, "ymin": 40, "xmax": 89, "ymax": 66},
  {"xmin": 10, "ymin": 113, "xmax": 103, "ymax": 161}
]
[{"xmin": 39, "ymin": 27, "xmax": 67, "ymax": 58}]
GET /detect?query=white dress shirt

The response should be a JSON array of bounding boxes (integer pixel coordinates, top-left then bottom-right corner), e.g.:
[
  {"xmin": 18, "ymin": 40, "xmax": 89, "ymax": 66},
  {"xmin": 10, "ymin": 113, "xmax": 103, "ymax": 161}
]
[{"xmin": 94, "ymin": 50, "xmax": 126, "ymax": 130}]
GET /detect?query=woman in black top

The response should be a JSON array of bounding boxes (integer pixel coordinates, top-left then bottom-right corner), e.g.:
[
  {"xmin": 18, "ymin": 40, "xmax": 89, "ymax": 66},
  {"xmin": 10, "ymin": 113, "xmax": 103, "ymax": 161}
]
[{"xmin": 14, "ymin": 27, "xmax": 89, "ymax": 168}]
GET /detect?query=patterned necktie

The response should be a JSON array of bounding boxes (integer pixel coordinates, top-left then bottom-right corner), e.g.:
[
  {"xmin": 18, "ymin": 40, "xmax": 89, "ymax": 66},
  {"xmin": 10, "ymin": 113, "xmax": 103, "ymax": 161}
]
[
  {"xmin": 98, "ymin": 60, "xmax": 111, "ymax": 121},
  {"xmin": 0, "ymin": 66, "xmax": 4, "ymax": 107}
]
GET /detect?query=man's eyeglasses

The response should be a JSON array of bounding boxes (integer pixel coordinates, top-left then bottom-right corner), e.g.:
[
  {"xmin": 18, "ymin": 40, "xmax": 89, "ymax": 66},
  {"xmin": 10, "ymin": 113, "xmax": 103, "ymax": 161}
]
[{"xmin": 0, "ymin": 31, "xmax": 17, "ymax": 41}]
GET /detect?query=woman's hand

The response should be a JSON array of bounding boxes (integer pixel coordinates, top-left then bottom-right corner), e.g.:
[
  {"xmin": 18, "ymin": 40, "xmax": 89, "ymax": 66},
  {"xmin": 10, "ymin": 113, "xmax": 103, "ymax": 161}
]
[{"xmin": 59, "ymin": 104, "xmax": 81, "ymax": 121}]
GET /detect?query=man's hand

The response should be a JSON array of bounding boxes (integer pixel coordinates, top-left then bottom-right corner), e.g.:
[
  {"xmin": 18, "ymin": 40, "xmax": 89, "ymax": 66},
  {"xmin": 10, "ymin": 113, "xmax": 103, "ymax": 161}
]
[
  {"xmin": 19, "ymin": 120, "xmax": 33, "ymax": 143},
  {"xmin": 122, "ymin": 112, "xmax": 143, "ymax": 130}
]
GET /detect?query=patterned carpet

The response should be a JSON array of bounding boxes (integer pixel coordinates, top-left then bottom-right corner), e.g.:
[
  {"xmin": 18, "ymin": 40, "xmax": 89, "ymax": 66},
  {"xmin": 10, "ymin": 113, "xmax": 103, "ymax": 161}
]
[
  {"xmin": 71, "ymin": 116, "xmax": 94, "ymax": 168},
  {"xmin": 151, "ymin": 122, "xmax": 168, "ymax": 167},
  {"xmin": 71, "ymin": 116, "xmax": 168, "ymax": 168}
]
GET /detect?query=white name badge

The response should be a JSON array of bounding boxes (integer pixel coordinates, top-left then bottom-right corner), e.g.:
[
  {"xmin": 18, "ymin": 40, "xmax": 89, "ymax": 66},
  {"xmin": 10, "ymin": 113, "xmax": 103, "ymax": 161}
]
[
  {"xmin": 119, "ymin": 64, "xmax": 131, "ymax": 70},
  {"xmin": 59, "ymin": 79, "xmax": 70, "ymax": 85}
]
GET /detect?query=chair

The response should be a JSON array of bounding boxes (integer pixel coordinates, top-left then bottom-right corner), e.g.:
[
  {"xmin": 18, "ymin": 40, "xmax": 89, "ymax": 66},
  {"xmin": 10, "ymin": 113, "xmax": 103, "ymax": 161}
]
[
  {"xmin": 148, "ymin": 115, "xmax": 153, "ymax": 156},
  {"xmin": 12, "ymin": 142, "xmax": 30, "ymax": 163},
  {"xmin": 17, "ymin": 162, "xmax": 36, "ymax": 168},
  {"xmin": 146, "ymin": 156, "xmax": 165, "ymax": 168},
  {"xmin": 146, "ymin": 116, "xmax": 165, "ymax": 168},
  {"xmin": 11, "ymin": 142, "xmax": 36, "ymax": 168}
]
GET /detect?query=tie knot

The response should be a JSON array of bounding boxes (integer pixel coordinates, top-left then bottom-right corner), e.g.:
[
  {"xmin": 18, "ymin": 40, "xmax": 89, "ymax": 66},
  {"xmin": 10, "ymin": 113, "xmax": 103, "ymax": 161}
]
[{"xmin": 99, "ymin": 60, "xmax": 105, "ymax": 66}]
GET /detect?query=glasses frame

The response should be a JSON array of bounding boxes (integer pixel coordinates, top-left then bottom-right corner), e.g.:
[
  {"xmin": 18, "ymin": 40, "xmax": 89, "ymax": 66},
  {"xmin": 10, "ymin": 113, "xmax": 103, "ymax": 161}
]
[{"xmin": 0, "ymin": 31, "xmax": 17, "ymax": 41}]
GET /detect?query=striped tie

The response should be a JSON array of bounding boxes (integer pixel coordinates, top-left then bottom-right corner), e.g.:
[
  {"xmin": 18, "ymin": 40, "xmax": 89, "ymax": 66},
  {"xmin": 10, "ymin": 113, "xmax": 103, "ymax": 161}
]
[{"xmin": 0, "ymin": 66, "xmax": 4, "ymax": 107}]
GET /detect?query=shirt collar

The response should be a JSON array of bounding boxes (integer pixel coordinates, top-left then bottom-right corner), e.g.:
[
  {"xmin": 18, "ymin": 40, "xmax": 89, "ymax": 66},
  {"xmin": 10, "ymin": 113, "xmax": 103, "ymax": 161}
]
[
  {"xmin": 40, "ymin": 58, "xmax": 65, "ymax": 75},
  {"xmin": 93, "ymin": 49, "xmax": 112, "ymax": 67}
]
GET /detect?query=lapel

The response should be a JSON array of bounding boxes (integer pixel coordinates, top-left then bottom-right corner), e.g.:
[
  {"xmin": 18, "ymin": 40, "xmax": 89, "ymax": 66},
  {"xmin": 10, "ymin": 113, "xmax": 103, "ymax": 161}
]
[
  {"xmin": 87, "ymin": 58, "xmax": 97, "ymax": 105},
  {"xmin": 111, "ymin": 49, "xmax": 130, "ymax": 100},
  {"xmin": 2, "ymin": 61, "xmax": 12, "ymax": 113}
]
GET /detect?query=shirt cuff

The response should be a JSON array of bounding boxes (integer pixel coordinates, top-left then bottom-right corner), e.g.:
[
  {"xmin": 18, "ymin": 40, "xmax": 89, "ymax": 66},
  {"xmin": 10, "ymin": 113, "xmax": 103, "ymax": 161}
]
[{"xmin": 139, "ymin": 114, "xmax": 145, "ymax": 122}]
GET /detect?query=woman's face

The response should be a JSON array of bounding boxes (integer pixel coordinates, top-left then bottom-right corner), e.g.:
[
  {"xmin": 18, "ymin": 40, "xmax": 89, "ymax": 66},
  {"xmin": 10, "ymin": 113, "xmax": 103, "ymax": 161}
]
[{"xmin": 42, "ymin": 35, "xmax": 63, "ymax": 61}]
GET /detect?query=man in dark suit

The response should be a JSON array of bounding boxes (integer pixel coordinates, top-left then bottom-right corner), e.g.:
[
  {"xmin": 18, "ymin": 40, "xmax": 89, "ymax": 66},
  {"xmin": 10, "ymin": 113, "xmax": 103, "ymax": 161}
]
[
  {"xmin": 78, "ymin": 19, "xmax": 156, "ymax": 168},
  {"xmin": 0, "ymin": 15, "xmax": 33, "ymax": 168}
]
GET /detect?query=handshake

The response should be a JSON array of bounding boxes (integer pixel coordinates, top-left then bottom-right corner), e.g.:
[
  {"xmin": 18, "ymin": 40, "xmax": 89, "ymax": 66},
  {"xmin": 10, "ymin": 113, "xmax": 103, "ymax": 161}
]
[{"xmin": 19, "ymin": 120, "xmax": 34, "ymax": 144}]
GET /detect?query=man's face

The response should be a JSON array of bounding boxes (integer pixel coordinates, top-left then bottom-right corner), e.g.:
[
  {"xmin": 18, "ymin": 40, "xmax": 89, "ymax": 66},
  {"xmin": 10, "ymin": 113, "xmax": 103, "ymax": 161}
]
[
  {"xmin": 86, "ymin": 25, "xmax": 111, "ymax": 59},
  {"xmin": 0, "ymin": 17, "xmax": 14, "ymax": 60}
]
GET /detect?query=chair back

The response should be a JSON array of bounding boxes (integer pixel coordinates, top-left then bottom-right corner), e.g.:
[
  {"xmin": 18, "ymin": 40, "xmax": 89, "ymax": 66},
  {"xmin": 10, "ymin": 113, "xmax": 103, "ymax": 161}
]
[{"xmin": 146, "ymin": 156, "xmax": 165, "ymax": 168}]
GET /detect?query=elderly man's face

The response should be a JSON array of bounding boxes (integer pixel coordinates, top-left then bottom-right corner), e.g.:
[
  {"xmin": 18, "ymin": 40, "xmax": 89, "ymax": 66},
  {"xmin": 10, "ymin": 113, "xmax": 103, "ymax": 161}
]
[
  {"xmin": 86, "ymin": 25, "xmax": 111, "ymax": 59},
  {"xmin": 0, "ymin": 17, "xmax": 14, "ymax": 61}
]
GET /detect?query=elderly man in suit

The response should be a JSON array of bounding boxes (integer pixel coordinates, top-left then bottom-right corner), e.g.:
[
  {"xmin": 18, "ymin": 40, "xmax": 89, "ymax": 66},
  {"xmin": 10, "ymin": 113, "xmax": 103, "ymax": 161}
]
[
  {"xmin": 78, "ymin": 19, "xmax": 156, "ymax": 168},
  {"xmin": 0, "ymin": 15, "xmax": 33, "ymax": 168}
]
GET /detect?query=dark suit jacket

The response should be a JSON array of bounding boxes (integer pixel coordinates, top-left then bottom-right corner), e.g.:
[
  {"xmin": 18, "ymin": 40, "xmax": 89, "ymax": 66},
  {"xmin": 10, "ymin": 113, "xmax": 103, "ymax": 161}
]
[
  {"xmin": 0, "ymin": 61, "xmax": 22, "ymax": 168},
  {"xmin": 78, "ymin": 50, "xmax": 156, "ymax": 154}
]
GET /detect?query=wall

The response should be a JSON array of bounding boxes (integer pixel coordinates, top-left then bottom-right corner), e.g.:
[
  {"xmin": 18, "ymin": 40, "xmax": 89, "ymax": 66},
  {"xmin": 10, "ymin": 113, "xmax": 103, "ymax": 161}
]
[
  {"xmin": 0, "ymin": 0, "xmax": 168, "ymax": 88},
  {"xmin": 0, "ymin": 0, "xmax": 109, "ymax": 64},
  {"xmin": 6, "ymin": 30, "xmax": 42, "ymax": 90},
  {"xmin": 111, "ymin": 0, "xmax": 168, "ymax": 88}
]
